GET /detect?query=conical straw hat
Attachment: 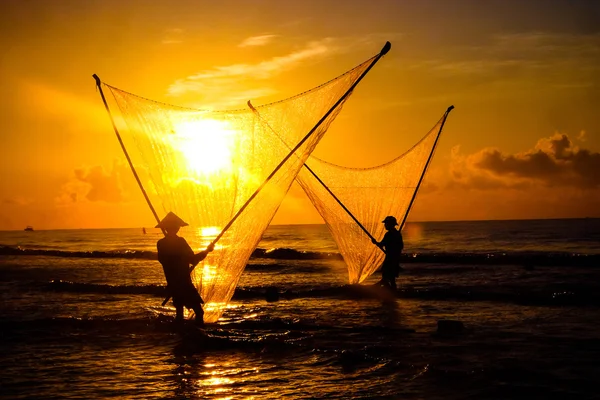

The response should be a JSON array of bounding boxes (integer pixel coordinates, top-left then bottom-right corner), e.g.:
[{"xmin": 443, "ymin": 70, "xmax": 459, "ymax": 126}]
[
  {"xmin": 382, "ymin": 216, "xmax": 398, "ymax": 225},
  {"xmin": 155, "ymin": 211, "xmax": 189, "ymax": 228}
]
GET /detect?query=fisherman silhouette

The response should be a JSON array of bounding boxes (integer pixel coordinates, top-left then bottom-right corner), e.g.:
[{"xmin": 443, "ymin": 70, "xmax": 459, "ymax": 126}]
[
  {"xmin": 156, "ymin": 212, "xmax": 214, "ymax": 325},
  {"xmin": 371, "ymin": 216, "xmax": 404, "ymax": 291}
]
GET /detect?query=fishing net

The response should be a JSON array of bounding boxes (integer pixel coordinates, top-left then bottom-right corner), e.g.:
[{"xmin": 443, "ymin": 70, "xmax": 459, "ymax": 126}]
[
  {"xmin": 296, "ymin": 109, "xmax": 452, "ymax": 284},
  {"xmin": 97, "ymin": 46, "xmax": 388, "ymax": 322}
]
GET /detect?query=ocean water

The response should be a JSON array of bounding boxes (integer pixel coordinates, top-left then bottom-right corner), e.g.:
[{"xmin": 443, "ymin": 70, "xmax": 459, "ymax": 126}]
[{"xmin": 1, "ymin": 219, "xmax": 599, "ymax": 399}]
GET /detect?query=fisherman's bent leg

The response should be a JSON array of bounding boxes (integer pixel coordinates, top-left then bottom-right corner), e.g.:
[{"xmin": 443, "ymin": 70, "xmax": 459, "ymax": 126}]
[
  {"xmin": 175, "ymin": 305, "xmax": 184, "ymax": 323},
  {"xmin": 192, "ymin": 304, "xmax": 204, "ymax": 326},
  {"xmin": 182, "ymin": 284, "xmax": 205, "ymax": 325},
  {"xmin": 382, "ymin": 267, "xmax": 397, "ymax": 291}
]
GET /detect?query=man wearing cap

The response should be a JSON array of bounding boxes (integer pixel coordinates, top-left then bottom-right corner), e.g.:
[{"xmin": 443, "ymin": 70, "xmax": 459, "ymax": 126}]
[
  {"xmin": 156, "ymin": 212, "xmax": 214, "ymax": 325},
  {"xmin": 371, "ymin": 216, "xmax": 404, "ymax": 290}
]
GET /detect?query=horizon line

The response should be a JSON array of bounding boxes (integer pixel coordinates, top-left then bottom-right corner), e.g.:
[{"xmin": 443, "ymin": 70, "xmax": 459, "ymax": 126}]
[{"xmin": 4, "ymin": 216, "xmax": 598, "ymax": 232}]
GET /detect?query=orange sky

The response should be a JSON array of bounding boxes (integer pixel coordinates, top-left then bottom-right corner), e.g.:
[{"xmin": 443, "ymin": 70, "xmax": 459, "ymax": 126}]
[{"xmin": 1, "ymin": 0, "xmax": 599, "ymax": 230}]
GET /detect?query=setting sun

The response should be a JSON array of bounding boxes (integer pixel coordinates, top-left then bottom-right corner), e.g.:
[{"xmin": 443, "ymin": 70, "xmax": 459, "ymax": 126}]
[{"xmin": 173, "ymin": 119, "xmax": 237, "ymax": 176}]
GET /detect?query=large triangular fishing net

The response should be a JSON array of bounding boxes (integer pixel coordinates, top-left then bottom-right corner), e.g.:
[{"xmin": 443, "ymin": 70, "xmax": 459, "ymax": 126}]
[
  {"xmin": 296, "ymin": 111, "xmax": 450, "ymax": 284},
  {"xmin": 98, "ymin": 49, "xmax": 386, "ymax": 322}
]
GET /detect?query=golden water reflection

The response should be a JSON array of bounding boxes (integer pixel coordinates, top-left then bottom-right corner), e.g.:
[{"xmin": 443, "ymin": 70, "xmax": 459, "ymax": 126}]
[
  {"xmin": 199, "ymin": 226, "xmax": 221, "ymax": 237},
  {"xmin": 173, "ymin": 358, "xmax": 260, "ymax": 399},
  {"xmin": 201, "ymin": 263, "xmax": 219, "ymax": 284}
]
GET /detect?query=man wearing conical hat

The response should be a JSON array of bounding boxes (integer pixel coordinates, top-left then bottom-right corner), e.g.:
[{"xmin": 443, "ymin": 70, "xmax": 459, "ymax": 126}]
[
  {"xmin": 371, "ymin": 216, "xmax": 404, "ymax": 290},
  {"xmin": 156, "ymin": 212, "xmax": 214, "ymax": 325}
]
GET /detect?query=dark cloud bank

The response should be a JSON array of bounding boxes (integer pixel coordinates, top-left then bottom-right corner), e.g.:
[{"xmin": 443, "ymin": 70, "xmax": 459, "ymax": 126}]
[{"xmin": 451, "ymin": 133, "xmax": 599, "ymax": 189}]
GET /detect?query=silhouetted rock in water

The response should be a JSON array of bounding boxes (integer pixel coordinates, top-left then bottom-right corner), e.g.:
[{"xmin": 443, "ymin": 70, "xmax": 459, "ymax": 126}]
[
  {"xmin": 265, "ymin": 286, "xmax": 279, "ymax": 302},
  {"xmin": 436, "ymin": 319, "xmax": 465, "ymax": 335}
]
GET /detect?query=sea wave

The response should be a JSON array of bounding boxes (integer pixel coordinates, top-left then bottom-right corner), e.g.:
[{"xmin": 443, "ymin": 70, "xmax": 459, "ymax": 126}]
[
  {"xmin": 0, "ymin": 245, "xmax": 157, "ymax": 260},
  {"xmin": 2, "ymin": 244, "xmax": 598, "ymax": 266},
  {"xmin": 0, "ymin": 313, "xmax": 413, "ymax": 361},
  {"xmin": 45, "ymin": 280, "xmax": 167, "ymax": 296},
  {"xmin": 42, "ymin": 280, "xmax": 600, "ymax": 307},
  {"xmin": 253, "ymin": 247, "xmax": 341, "ymax": 260},
  {"xmin": 0, "ymin": 245, "xmax": 340, "ymax": 261}
]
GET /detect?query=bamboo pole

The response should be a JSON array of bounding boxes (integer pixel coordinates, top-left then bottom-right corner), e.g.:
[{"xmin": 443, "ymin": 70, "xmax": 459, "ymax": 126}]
[
  {"xmin": 92, "ymin": 74, "xmax": 165, "ymax": 235},
  {"xmin": 399, "ymin": 105, "xmax": 454, "ymax": 229}
]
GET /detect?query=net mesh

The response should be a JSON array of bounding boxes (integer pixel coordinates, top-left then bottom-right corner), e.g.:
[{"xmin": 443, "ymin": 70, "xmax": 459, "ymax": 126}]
[
  {"xmin": 101, "ymin": 54, "xmax": 381, "ymax": 322},
  {"xmin": 296, "ymin": 113, "xmax": 448, "ymax": 284}
]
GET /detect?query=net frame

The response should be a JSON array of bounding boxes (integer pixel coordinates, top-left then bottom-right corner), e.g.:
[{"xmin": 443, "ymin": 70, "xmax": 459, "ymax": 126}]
[{"xmin": 92, "ymin": 42, "xmax": 392, "ymax": 321}]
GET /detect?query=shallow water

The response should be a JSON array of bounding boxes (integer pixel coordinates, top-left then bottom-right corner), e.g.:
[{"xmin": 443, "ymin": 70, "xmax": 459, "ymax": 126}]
[{"xmin": 1, "ymin": 219, "xmax": 599, "ymax": 399}]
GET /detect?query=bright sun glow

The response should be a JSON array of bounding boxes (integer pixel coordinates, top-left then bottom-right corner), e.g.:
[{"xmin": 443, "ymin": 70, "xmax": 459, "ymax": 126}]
[
  {"xmin": 173, "ymin": 119, "xmax": 237, "ymax": 175},
  {"xmin": 200, "ymin": 226, "xmax": 220, "ymax": 237}
]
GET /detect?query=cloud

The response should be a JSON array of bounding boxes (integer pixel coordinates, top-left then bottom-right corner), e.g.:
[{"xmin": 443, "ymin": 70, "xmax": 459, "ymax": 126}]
[
  {"xmin": 167, "ymin": 38, "xmax": 339, "ymax": 98},
  {"xmin": 57, "ymin": 162, "xmax": 128, "ymax": 205},
  {"xmin": 491, "ymin": 32, "xmax": 600, "ymax": 58},
  {"xmin": 21, "ymin": 80, "xmax": 106, "ymax": 126},
  {"xmin": 414, "ymin": 32, "xmax": 600, "ymax": 82},
  {"xmin": 1, "ymin": 196, "xmax": 34, "ymax": 206},
  {"xmin": 238, "ymin": 34, "xmax": 278, "ymax": 47},
  {"xmin": 162, "ymin": 28, "xmax": 183, "ymax": 44},
  {"xmin": 448, "ymin": 133, "xmax": 600, "ymax": 190},
  {"xmin": 165, "ymin": 34, "xmax": 401, "ymax": 107},
  {"xmin": 185, "ymin": 88, "xmax": 277, "ymax": 109}
]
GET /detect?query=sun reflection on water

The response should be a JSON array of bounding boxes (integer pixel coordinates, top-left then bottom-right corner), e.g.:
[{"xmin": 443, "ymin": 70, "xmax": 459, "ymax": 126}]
[
  {"xmin": 203, "ymin": 301, "xmax": 228, "ymax": 318},
  {"xmin": 199, "ymin": 226, "xmax": 220, "ymax": 237},
  {"xmin": 182, "ymin": 362, "xmax": 262, "ymax": 399},
  {"xmin": 201, "ymin": 263, "xmax": 219, "ymax": 284}
]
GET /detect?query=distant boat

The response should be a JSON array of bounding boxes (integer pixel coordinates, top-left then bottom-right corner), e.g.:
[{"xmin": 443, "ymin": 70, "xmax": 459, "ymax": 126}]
[{"xmin": 24, "ymin": 226, "xmax": 34, "ymax": 231}]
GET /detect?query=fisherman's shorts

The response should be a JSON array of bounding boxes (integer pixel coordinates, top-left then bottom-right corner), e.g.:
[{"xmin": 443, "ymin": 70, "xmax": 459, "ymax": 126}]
[
  {"xmin": 172, "ymin": 283, "xmax": 204, "ymax": 309},
  {"xmin": 382, "ymin": 262, "xmax": 401, "ymax": 279}
]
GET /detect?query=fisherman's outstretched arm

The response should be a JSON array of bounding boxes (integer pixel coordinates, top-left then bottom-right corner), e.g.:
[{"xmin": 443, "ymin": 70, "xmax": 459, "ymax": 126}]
[
  {"xmin": 371, "ymin": 238, "xmax": 383, "ymax": 249},
  {"xmin": 191, "ymin": 243, "xmax": 215, "ymax": 266}
]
